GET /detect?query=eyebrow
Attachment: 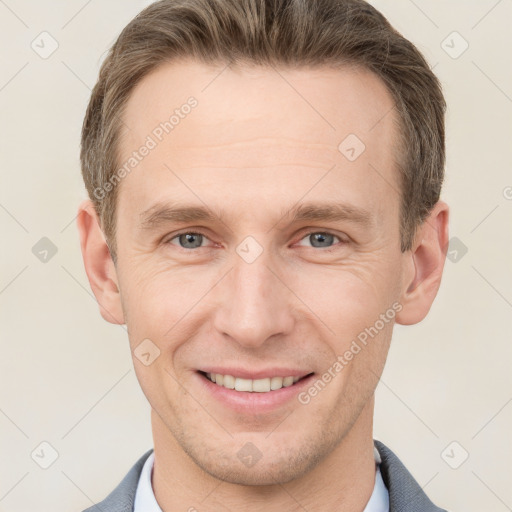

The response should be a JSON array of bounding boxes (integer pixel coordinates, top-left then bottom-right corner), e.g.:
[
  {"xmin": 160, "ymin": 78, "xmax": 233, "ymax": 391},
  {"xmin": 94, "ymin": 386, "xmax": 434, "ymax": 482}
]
[
  {"xmin": 140, "ymin": 202, "xmax": 220, "ymax": 230},
  {"xmin": 139, "ymin": 201, "xmax": 374, "ymax": 231},
  {"xmin": 280, "ymin": 202, "xmax": 373, "ymax": 229}
]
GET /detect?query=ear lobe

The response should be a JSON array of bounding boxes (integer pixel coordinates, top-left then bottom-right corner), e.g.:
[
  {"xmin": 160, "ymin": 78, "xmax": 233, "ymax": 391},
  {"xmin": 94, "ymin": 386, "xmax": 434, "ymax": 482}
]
[
  {"xmin": 76, "ymin": 199, "xmax": 125, "ymax": 325},
  {"xmin": 395, "ymin": 201, "xmax": 449, "ymax": 326}
]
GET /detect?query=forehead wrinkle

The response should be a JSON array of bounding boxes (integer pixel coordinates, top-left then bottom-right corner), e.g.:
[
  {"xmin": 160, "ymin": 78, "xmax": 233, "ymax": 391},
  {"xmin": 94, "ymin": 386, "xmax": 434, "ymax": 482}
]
[{"xmin": 165, "ymin": 136, "xmax": 342, "ymax": 171}]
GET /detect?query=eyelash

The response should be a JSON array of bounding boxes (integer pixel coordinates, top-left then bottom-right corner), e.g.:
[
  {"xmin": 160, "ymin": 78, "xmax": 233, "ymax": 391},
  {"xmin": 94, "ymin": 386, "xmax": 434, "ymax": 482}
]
[{"xmin": 164, "ymin": 229, "xmax": 348, "ymax": 252}]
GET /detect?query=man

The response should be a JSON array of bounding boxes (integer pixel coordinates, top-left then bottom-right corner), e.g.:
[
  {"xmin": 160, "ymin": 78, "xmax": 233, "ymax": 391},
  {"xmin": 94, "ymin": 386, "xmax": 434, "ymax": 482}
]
[{"xmin": 77, "ymin": 0, "xmax": 449, "ymax": 510}]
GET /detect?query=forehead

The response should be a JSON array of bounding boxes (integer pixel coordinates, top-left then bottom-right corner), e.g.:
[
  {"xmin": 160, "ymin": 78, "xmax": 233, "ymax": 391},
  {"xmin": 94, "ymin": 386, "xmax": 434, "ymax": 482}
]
[
  {"xmin": 121, "ymin": 59, "xmax": 397, "ymax": 147},
  {"xmin": 117, "ymin": 59, "xmax": 400, "ymax": 221}
]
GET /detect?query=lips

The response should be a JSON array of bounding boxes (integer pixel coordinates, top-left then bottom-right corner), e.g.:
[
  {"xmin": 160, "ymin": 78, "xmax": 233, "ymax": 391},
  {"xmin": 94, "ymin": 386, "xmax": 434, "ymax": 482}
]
[{"xmin": 196, "ymin": 369, "xmax": 316, "ymax": 413}]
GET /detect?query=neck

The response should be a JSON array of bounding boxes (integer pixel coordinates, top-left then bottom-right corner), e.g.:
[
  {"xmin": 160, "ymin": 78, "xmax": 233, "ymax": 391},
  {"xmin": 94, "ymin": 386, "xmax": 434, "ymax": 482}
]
[{"xmin": 151, "ymin": 398, "xmax": 376, "ymax": 512}]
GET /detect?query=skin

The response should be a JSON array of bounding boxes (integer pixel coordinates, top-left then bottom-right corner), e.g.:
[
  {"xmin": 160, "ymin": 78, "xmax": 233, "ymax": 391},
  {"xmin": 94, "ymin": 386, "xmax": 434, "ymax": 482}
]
[{"xmin": 77, "ymin": 60, "xmax": 449, "ymax": 511}]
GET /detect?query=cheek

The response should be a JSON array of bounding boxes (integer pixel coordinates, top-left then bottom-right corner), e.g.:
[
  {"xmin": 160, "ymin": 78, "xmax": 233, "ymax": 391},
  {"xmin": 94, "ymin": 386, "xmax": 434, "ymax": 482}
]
[
  {"xmin": 289, "ymin": 259, "xmax": 398, "ymax": 338},
  {"xmin": 119, "ymin": 260, "xmax": 218, "ymax": 343}
]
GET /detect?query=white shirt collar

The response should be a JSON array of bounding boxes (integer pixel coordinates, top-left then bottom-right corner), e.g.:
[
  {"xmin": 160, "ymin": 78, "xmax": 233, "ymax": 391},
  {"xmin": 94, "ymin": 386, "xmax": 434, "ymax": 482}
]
[
  {"xmin": 134, "ymin": 448, "xmax": 389, "ymax": 512},
  {"xmin": 133, "ymin": 451, "xmax": 161, "ymax": 512}
]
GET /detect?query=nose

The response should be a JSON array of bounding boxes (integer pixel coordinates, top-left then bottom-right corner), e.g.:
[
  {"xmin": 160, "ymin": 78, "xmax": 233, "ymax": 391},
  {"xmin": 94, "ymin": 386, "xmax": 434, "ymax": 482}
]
[{"xmin": 212, "ymin": 249, "xmax": 296, "ymax": 349}]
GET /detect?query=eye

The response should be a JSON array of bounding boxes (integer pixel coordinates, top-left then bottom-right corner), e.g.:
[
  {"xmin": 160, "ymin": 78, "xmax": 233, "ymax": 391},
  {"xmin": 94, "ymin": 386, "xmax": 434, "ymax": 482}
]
[
  {"xmin": 296, "ymin": 231, "xmax": 345, "ymax": 249},
  {"xmin": 167, "ymin": 231, "xmax": 210, "ymax": 249}
]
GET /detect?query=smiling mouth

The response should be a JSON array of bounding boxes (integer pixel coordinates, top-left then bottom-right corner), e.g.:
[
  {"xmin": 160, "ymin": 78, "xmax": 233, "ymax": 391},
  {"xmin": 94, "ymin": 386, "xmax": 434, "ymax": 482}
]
[{"xmin": 198, "ymin": 371, "xmax": 314, "ymax": 393}]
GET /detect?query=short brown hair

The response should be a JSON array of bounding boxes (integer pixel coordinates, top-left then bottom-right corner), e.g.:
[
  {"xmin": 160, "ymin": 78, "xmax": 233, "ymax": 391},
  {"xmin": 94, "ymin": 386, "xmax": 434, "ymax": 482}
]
[{"xmin": 80, "ymin": 0, "xmax": 445, "ymax": 261}]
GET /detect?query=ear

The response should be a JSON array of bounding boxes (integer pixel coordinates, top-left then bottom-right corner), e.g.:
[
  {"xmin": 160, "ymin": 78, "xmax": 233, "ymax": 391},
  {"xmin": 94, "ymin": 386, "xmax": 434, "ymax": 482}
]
[
  {"xmin": 395, "ymin": 200, "xmax": 449, "ymax": 325},
  {"xmin": 76, "ymin": 199, "xmax": 125, "ymax": 325}
]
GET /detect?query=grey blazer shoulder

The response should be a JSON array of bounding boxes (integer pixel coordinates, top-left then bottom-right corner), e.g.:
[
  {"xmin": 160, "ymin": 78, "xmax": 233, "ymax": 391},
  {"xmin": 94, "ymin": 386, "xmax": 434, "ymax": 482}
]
[{"xmin": 82, "ymin": 440, "xmax": 447, "ymax": 512}]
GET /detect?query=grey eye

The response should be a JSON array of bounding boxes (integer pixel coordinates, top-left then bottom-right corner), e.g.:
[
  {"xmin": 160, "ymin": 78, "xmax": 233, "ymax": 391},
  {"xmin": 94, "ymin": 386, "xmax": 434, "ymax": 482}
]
[
  {"xmin": 176, "ymin": 233, "xmax": 204, "ymax": 249},
  {"xmin": 308, "ymin": 232, "xmax": 336, "ymax": 248}
]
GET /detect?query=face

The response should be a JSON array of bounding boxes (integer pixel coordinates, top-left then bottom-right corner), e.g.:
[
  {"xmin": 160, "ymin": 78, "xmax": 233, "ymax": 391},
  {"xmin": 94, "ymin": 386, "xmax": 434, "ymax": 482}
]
[{"xmin": 113, "ymin": 60, "xmax": 409, "ymax": 484}]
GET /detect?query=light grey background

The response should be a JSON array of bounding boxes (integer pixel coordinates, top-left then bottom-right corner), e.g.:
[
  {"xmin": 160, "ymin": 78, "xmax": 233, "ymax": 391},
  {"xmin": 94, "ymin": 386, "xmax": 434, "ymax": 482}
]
[{"xmin": 1, "ymin": 1, "xmax": 511, "ymax": 511}]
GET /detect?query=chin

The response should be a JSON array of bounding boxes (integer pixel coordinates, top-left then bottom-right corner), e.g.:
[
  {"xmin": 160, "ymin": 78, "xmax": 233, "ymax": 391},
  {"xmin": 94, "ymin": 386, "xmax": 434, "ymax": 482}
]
[
  {"xmin": 182, "ymin": 434, "xmax": 335, "ymax": 486},
  {"xmin": 198, "ymin": 455, "xmax": 315, "ymax": 486}
]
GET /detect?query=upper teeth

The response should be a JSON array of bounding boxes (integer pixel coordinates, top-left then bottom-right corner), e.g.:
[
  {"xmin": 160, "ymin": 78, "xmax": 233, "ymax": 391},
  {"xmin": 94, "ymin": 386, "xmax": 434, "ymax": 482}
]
[{"xmin": 206, "ymin": 373, "xmax": 300, "ymax": 392}]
